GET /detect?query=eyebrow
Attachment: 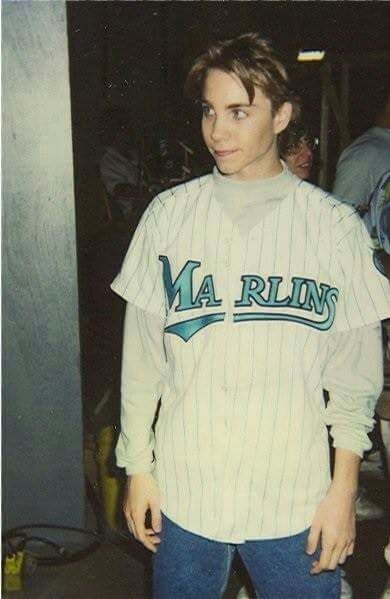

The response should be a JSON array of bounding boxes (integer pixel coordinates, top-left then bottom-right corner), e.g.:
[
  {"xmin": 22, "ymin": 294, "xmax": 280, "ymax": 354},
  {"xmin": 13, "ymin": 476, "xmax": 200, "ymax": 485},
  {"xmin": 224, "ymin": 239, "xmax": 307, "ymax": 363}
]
[{"xmin": 201, "ymin": 99, "xmax": 255, "ymax": 109}]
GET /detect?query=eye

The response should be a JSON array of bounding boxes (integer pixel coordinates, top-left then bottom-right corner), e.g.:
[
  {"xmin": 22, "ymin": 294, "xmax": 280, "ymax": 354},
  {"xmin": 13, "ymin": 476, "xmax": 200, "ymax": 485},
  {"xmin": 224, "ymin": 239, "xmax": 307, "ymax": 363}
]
[
  {"xmin": 201, "ymin": 104, "xmax": 214, "ymax": 118},
  {"xmin": 232, "ymin": 108, "xmax": 247, "ymax": 120}
]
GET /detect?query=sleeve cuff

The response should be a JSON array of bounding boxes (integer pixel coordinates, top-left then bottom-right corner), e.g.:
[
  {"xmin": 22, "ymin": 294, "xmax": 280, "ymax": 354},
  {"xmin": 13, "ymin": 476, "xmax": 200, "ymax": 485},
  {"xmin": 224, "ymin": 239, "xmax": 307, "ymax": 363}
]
[
  {"xmin": 331, "ymin": 431, "xmax": 373, "ymax": 459},
  {"xmin": 116, "ymin": 456, "xmax": 156, "ymax": 476},
  {"xmin": 124, "ymin": 463, "xmax": 156, "ymax": 477},
  {"xmin": 115, "ymin": 435, "xmax": 156, "ymax": 475}
]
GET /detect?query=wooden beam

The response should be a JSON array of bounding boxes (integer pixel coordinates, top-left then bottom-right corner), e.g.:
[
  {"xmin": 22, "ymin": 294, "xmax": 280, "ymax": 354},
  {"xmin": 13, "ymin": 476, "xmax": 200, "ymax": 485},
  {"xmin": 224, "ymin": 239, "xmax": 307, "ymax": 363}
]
[
  {"xmin": 340, "ymin": 61, "xmax": 350, "ymax": 150},
  {"xmin": 319, "ymin": 62, "xmax": 330, "ymax": 189},
  {"xmin": 325, "ymin": 75, "xmax": 350, "ymax": 151}
]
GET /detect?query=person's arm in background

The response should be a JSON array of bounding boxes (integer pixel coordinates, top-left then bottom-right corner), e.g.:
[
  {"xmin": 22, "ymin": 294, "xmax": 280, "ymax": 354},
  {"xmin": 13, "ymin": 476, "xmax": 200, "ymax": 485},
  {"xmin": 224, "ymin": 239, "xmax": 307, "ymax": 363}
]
[
  {"xmin": 116, "ymin": 303, "xmax": 167, "ymax": 553},
  {"xmin": 306, "ymin": 323, "xmax": 383, "ymax": 573},
  {"xmin": 333, "ymin": 144, "xmax": 377, "ymax": 210},
  {"xmin": 100, "ymin": 146, "xmax": 139, "ymax": 197}
]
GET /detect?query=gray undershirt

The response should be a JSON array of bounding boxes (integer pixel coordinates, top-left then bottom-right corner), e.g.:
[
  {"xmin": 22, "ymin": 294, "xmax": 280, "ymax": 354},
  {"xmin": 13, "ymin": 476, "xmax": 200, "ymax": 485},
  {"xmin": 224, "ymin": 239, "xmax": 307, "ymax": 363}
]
[{"xmin": 212, "ymin": 163, "xmax": 297, "ymax": 234}]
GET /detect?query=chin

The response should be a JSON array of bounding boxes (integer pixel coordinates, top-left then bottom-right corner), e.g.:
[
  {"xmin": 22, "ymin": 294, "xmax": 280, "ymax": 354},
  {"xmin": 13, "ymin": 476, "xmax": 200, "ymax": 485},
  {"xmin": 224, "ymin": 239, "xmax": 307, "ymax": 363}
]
[
  {"xmin": 296, "ymin": 167, "xmax": 310, "ymax": 180},
  {"xmin": 215, "ymin": 161, "xmax": 239, "ymax": 176}
]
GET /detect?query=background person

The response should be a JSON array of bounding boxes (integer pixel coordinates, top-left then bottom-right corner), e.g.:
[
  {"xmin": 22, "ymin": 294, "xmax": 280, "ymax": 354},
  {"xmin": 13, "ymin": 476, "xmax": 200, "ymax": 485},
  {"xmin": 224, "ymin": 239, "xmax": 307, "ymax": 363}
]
[
  {"xmin": 333, "ymin": 84, "xmax": 390, "ymax": 210},
  {"xmin": 332, "ymin": 85, "xmax": 390, "ymax": 520},
  {"xmin": 278, "ymin": 112, "xmax": 318, "ymax": 180}
]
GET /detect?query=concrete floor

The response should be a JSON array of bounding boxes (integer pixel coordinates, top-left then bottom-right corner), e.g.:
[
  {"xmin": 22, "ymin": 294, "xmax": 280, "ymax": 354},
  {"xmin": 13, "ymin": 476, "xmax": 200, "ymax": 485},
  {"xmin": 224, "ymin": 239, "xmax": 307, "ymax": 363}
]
[{"xmin": 4, "ymin": 541, "xmax": 149, "ymax": 599}]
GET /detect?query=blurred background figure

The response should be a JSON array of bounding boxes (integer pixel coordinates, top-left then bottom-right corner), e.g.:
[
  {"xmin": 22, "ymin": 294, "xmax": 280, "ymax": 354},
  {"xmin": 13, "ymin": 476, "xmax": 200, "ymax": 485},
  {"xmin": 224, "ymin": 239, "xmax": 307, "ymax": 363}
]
[
  {"xmin": 333, "ymin": 83, "xmax": 390, "ymax": 210},
  {"xmin": 99, "ymin": 106, "xmax": 142, "ymax": 223},
  {"xmin": 332, "ymin": 81, "xmax": 390, "ymax": 599},
  {"xmin": 279, "ymin": 111, "xmax": 318, "ymax": 181},
  {"xmin": 99, "ymin": 106, "xmax": 199, "ymax": 226},
  {"xmin": 332, "ymin": 86, "xmax": 390, "ymax": 515}
]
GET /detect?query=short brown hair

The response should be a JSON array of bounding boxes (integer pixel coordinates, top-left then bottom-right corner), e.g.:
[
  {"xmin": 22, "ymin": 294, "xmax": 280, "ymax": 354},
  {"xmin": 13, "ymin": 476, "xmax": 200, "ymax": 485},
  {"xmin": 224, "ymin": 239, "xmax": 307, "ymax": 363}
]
[{"xmin": 185, "ymin": 32, "xmax": 298, "ymax": 117}]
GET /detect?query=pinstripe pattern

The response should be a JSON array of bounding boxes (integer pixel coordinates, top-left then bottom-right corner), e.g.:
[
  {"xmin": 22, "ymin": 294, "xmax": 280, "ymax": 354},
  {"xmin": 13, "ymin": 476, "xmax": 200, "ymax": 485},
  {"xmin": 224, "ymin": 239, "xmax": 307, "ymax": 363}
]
[{"xmin": 112, "ymin": 172, "xmax": 390, "ymax": 542}]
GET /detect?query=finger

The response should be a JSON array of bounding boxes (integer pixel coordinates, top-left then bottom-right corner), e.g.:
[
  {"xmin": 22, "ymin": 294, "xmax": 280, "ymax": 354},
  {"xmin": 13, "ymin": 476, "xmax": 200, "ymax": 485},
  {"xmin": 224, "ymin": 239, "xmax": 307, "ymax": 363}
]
[
  {"xmin": 145, "ymin": 527, "xmax": 161, "ymax": 537},
  {"xmin": 311, "ymin": 543, "xmax": 333, "ymax": 574},
  {"xmin": 127, "ymin": 518, "xmax": 136, "ymax": 536},
  {"xmin": 347, "ymin": 540, "xmax": 355, "ymax": 556},
  {"xmin": 150, "ymin": 503, "xmax": 162, "ymax": 533},
  {"xmin": 135, "ymin": 523, "xmax": 158, "ymax": 553},
  {"xmin": 148, "ymin": 535, "xmax": 161, "ymax": 545},
  {"xmin": 139, "ymin": 533, "xmax": 159, "ymax": 553},
  {"xmin": 328, "ymin": 545, "xmax": 344, "ymax": 570},
  {"xmin": 123, "ymin": 503, "xmax": 131, "ymax": 522},
  {"xmin": 306, "ymin": 526, "xmax": 321, "ymax": 555},
  {"xmin": 338, "ymin": 547, "xmax": 349, "ymax": 565},
  {"xmin": 132, "ymin": 510, "xmax": 146, "ymax": 542},
  {"xmin": 141, "ymin": 528, "xmax": 161, "ymax": 545},
  {"xmin": 133, "ymin": 513, "xmax": 159, "ymax": 553},
  {"xmin": 144, "ymin": 528, "xmax": 161, "ymax": 544}
]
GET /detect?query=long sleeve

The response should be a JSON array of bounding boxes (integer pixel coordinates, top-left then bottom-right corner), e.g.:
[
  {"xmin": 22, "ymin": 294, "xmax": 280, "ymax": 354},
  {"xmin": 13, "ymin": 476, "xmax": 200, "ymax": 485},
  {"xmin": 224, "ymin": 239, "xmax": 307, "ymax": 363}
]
[
  {"xmin": 323, "ymin": 322, "xmax": 384, "ymax": 458},
  {"xmin": 115, "ymin": 302, "xmax": 167, "ymax": 475}
]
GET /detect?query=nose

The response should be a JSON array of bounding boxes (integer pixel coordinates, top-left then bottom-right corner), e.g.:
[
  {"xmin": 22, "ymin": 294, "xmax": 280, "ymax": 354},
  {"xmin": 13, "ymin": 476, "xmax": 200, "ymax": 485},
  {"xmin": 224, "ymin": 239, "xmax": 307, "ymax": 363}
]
[
  {"xmin": 300, "ymin": 142, "xmax": 313, "ymax": 162},
  {"xmin": 209, "ymin": 117, "xmax": 229, "ymax": 143}
]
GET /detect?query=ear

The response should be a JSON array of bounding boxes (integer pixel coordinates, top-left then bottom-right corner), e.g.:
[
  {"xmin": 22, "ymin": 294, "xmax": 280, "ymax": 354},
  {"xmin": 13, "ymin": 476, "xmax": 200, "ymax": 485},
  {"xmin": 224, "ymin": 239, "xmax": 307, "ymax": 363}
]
[{"xmin": 273, "ymin": 102, "xmax": 293, "ymax": 135}]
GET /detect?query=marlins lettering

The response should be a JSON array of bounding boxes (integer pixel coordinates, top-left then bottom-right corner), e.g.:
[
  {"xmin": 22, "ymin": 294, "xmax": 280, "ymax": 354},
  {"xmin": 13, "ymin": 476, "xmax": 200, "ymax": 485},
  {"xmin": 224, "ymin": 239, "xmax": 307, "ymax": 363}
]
[{"xmin": 159, "ymin": 255, "xmax": 339, "ymax": 341}]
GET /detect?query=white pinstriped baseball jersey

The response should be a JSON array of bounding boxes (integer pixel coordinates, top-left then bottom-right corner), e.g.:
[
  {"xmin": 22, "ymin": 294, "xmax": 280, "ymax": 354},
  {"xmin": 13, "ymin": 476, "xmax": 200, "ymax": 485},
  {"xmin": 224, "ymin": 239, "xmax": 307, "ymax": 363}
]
[{"xmin": 112, "ymin": 170, "xmax": 390, "ymax": 542}]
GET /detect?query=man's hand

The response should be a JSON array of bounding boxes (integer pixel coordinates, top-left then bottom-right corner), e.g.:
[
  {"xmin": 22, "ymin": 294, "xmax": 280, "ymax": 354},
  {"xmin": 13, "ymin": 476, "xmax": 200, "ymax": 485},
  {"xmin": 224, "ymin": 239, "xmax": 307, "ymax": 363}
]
[
  {"xmin": 124, "ymin": 473, "xmax": 162, "ymax": 553},
  {"xmin": 306, "ymin": 486, "xmax": 356, "ymax": 574}
]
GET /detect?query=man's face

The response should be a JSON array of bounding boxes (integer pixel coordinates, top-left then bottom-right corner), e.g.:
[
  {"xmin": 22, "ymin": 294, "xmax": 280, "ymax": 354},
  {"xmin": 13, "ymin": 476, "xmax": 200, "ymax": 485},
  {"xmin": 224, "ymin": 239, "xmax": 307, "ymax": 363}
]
[
  {"xmin": 285, "ymin": 138, "xmax": 313, "ymax": 180},
  {"xmin": 201, "ymin": 68, "xmax": 290, "ymax": 181}
]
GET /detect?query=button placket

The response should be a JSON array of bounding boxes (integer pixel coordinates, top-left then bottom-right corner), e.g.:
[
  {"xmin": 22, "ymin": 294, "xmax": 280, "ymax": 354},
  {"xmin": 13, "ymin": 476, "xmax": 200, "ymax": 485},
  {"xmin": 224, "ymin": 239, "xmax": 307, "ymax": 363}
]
[
  {"xmin": 224, "ymin": 236, "xmax": 231, "ymax": 267},
  {"xmin": 218, "ymin": 217, "xmax": 236, "ymax": 349},
  {"xmin": 225, "ymin": 232, "xmax": 237, "ymax": 327}
]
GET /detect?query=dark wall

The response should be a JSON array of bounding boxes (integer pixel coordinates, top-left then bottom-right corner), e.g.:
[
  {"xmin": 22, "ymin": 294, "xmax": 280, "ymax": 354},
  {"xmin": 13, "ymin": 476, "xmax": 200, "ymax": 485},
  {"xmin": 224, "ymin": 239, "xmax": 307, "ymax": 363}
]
[
  {"xmin": 2, "ymin": 2, "xmax": 85, "ymax": 531},
  {"xmin": 67, "ymin": 3, "xmax": 390, "ymax": 232}
]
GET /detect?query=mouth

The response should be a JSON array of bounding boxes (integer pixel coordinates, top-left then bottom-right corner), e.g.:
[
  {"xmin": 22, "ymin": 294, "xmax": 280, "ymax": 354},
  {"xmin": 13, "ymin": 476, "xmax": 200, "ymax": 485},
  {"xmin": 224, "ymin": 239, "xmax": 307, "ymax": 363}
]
[{"xmin": 213, "ymin": 149, "xmax": 238, "ymax": 158}]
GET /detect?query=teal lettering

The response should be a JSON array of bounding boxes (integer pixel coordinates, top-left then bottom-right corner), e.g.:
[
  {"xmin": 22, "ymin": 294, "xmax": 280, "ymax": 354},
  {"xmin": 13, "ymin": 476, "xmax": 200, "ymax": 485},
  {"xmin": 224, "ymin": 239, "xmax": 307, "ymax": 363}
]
[
  {"xmin": 193, "ymin": 275, "xmax": 222, "ymax": 308},
  {"xmin": 165, "ymin": 313, "xmax": 225, "ymax": 342},
  {"xmin": 159, "ymin": 255, "xmax": 200, "ymax": 311},
  {"xmin": 301, "ymin": 280, "xmax": 330, "ymax": 314},
  {"xmin": 324, "ymin": 287, "xmax": 339, "ymax": 327},
  {"xmin": 289, "ymin": 277, "xmax": 306, "ymax": 308},
  {"xmin": 267, "ymin": 277, "xmax": 290, "ymax": 306},
  {"xmin": 235, "ymin": 275, "xmax": 266, "ymax": 307}
]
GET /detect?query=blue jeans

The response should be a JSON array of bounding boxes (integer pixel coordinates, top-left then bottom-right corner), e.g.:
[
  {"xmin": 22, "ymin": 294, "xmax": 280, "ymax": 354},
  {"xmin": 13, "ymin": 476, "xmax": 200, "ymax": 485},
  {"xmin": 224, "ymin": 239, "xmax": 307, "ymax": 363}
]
[{"xmin": 153, "ymin": 514, "xmax": 341, "ymax": 598}]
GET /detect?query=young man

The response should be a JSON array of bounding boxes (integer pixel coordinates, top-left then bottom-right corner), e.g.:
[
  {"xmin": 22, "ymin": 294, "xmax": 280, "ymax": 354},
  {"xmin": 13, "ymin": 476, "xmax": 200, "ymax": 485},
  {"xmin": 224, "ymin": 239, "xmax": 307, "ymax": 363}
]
[{"xmin": 111, "ymin": 33, "xmax": 390, "ymax": 598}]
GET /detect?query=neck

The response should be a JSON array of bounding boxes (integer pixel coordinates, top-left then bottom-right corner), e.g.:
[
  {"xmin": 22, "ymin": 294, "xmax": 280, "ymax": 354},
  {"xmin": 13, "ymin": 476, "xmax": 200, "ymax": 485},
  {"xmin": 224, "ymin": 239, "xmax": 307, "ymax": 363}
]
[{"xmin": 226, "ymin": 157, "xmax": 284, "ymax": 182}]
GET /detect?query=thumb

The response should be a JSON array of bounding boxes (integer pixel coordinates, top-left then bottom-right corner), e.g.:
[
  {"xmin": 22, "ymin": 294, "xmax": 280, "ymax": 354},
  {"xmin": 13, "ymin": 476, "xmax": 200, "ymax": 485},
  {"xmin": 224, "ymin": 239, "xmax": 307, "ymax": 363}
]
[
  {"xmin": 150, "ymin": 502, "xmax": 162, "ymax": 533},
  {"xmin": 306, "ymin": 526, "xmax": 320, "ymax": 555}
]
